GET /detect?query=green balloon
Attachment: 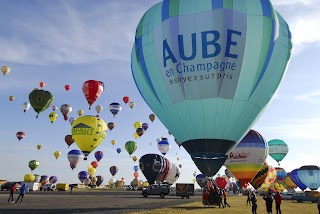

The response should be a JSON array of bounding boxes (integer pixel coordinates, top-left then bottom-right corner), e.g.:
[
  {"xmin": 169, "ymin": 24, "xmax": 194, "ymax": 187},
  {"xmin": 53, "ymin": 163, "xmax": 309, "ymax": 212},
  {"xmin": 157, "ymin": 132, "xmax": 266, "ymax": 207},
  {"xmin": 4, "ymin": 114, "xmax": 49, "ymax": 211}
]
[
  {"xmin": 29, "ymin": 89, "xmax": 54, "ymax": 118},
  {"xmin": 28, "ymin": 160, "xmax": 40, "ymax": 171},
  {"xmin": 125, "ymin": 141, "xmax": 137, "ymax": 155}
]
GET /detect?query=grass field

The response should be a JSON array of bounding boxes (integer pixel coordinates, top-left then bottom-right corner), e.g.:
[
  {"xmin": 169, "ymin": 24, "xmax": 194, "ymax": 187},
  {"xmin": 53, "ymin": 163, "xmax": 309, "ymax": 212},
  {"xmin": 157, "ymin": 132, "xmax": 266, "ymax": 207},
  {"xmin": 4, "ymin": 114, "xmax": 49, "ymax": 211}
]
[{"xmin": 131, "ymin": 195, "xmax": 318, "ymax": 214}]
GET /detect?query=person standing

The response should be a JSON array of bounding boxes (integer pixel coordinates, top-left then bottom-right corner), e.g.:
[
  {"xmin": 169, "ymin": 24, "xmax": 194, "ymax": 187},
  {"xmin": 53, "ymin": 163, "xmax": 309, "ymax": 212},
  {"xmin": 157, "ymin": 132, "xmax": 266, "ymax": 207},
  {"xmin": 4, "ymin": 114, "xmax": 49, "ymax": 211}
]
[
  {"xmin": 202, "ymin": 189, "xmax": 210, "ymax": 207},
  {"xmin": 247, "ymin": 191, "xmax": 251, "ymax": 206},
  {"xmin": 275, "ymin": 191, "xmax": 282, "ymax": 214},
  {"xmin": 317, "ymin": 197, "xmax": 320, "ymax": 214},
  {"xmin": 250, "ymin": 192, "xmax": 258, "ymax": 214},
  {"xmin": 223, "ymin": 189, "xmax": 231, "ymax": 207},
  {"xmin": 263, "ymin": 192, "xmax": 274, "ymax": 214},
  {"xmin": 15, "ymin": 183, "xmax": 27, "ymax": 204},
  {"xmin": 7, "ymin": 183, "xmax": 17, "ymax": 203}
]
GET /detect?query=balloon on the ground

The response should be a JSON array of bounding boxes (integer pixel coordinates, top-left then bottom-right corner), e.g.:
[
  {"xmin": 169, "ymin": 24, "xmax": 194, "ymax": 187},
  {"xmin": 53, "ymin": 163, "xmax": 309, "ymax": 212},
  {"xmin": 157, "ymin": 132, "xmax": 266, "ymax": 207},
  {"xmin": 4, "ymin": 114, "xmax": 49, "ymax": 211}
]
[
  {"xmin": 297, "ymin": 165, "xmax": 320, "ymax": 191},
  {"xmin": 196, "ymin": 174, "xmax": 206, "ymax": 188},
  {"xmin": 78, "ymin": 171, "xmax": 88, "ymax": 183},
  {"xmin": 216, "ymin": 177, "xmax": 228, "ymax": 189},
  {"xmin": 156, "ymin": 158, "xmax": 171, "ymax": 182},
  {"xmin": 54, "ymin": 151, "xmax": 61, "ymax": 159},
  {"xmin": 250, "ymin": 162, "xmax": 269, "ymax": 190},
  {"xmin": 283, "ymin": 173, "xmax": 297, "ymax": 191},
  {"xmin": 71, "ymin": 115, "xmax": 107, "ymax": 160},
  {"xmin": 94, "ymin": 151, "xmax": 103, "ymax": 162},
  {"xmin": 163, "ymin": 162, "xmax": 180, "ymax": 186},
  {"xmin": 29, "ymin": 89, "xmax": 54, "ymax": 118},
  {"xmin": 33, "ymin": 174, "xmax": 40, "ymax": 183},
  {"xmin": 261, "ymin": 165, "xmax": 277, "ymax": 192},
  {"xmin": 224, "ymin": 130, "xmax": 268, "ymax": 186},
  {"xmin": 24, "ymin": 174, "xmax": 35, "ymax": 182},
  {"xmin": 83, "ymin": 177, "xmax": 91, "ymax": 186},
  {"xmin": 158, "ymin": 138, "xmax": 171, "ymax": 155},
  {"xmin": 96, "ymin": 175, "xmax": 104, "ymax": 187},
  {"xmin": 82, "ymin": 80, "xmax": 104, "ymax": 109},
  {"xmin": 49, "ymin": 176, "xmax": 58, "ymax": 184},
  {"xmin": 290, "ymin": 169, "xmax": 307, "ymax": 191},
  {"xmin": 88, "ymin": 165, "xmax": 96, "ymax": 177},
  {"xmin": 40, "ymin": 175, "xmax": 49, "ymax": 185},
  {"xmin": 139, "ymin": 153, "xmax": 166, "ymax": 185},
  {"xmin": 16, "ymin": 131, "xmax": 25, "ymax": 141},
  {"xmin": 268, "ymin": 139, "xmax": 289, "ymax": 165},
  {"xmin": 131, "ymin": 1, "xmax": 292, "ymax": 177},
  {"xmin": 28, "ymin": 160, "xmax": 39, "ymax": 172},
  {"xmin": 274, "ymin": 182, "xmax": 286, "ymax": 192},
  {"xmin": 49, "ymin": 112, "xmax": 58, "ymax": 124},
  {"xmin": 22, "ymin": 102, "xmax": 31, "ymax": 113},
  {"xmin": 275, "ymin": 167, "xmax": 287, "ymax": 184},
  {"xmin": 65, "ymin": 135, "xmax": 74, "ymax": 147}
]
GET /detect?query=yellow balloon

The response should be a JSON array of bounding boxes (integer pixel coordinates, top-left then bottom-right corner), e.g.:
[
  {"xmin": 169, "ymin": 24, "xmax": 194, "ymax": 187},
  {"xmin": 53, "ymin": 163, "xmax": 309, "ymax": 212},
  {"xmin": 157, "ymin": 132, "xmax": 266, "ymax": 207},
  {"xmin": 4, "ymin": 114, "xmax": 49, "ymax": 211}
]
[
  {"xmin": 88, "ymin": 165, "xmax": 96, "ymax": 177},
  {"xmin": 37, "ymin": 145, "xmax": 42, "ymax": 150},
  {"xmin": 132, "ymin": 156, "xmax": 138, "ymax": 162},
  {"xmin": 92, "ymin": 176, "xmax": 98, "ymax": 185},
  {"xmin": 138, "ymin": 180, "xmax": 143, "ymax": 187},
  {"xmin": 274, "ymin": 182, "xmax": 286, "ymax": 192},
  {"xmin": 71, "ymin": 115, "xmax": 107, "ymax": 160},
  {"xmin": 1, "ymin": 65, "xmax": 10, "ymax": 75},
  {"xmin": 24, "ymin": 174, "xmax": 35, "ymax": 182},
  {"xmin": 143, "ymin": 181, "xmax": 149, "ymax": 187},
  {"xmin": 192, "ymin": 178, "xmax": 196, "ymax": 183},
  {"xmin": 54, "ymin": 151, "xmax": 61, "ymax": 159},
  {"xmin": 134, "ymin": 122, "xmax": 142, "ymax": 129},
  {"xmin": 111, "ymin": 140, "xmax": 116, "ymax": 146},
  {"xmin": 78, "ymin": 109, "xmax": 84, "ymax": 116},
  {"xmin": 49, "ymin": 112, "xmax": 58, "ymax": 124},
  {"xmin": 134, "ymin": 132, "xmax": 139, "ymax": 139}
]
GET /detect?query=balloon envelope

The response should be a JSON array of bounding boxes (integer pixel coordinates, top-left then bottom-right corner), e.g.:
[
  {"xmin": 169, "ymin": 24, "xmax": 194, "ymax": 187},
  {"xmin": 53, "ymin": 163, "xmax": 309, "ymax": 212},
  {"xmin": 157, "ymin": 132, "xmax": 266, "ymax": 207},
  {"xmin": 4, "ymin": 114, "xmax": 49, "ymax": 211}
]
[
  {"xmin": 163, "ymin": 162, "xmax": 180, "ymax": 186},
  {"xmin": 196, "ymin": 174, "xmax": 206, "ymax": 188},
  {"xmin": 158, "ymin": 138, "xmax": 171, "ymax": 155},
  {"xmin": 96, "ymin": 175, "xmax": 104, "ymax": 187},
  {"xmin": 290, "ymin": 169, "xmax": 307, "ymax": 191},
  {"xmin": 110, "ymin": 166, "xmax": 118, "ymax": 176},
  {"xmin": 28, "ymin": 160, "xmax": 39, "ymax": 171},
  {"xmin": 268, "ymin": 139, "xmax": 289, "ymax": 164},
  {"xmin": 297, "ymin": 165, "xmax": 320, "ymax": 191},
  {"xmin": 139, "ymin": 154, "xmax": 166, "ymax": 185},
  {"xmin": 40, "ymin": 175, "xmax": 49, "ymax": 186},
  {"xmin": 78, "ymin": 171, "xmax": 88, "ymax": 183},
  {"xmin": 24, "ymin": 174, "xmax": 35, "ymax": 182},
  {"xmin": 67, "ymin": 149, "xmax": 83, "ymax": 167},
  {"xmin": 29, "ymin": 89, "xmax": 54, "ymax": 118},
  {"xmin": 131, "ymin": 0, "xmax": 292, "ymax": 177},
  {"xmin": 82, "ymin": 80, "xmax": 104, "ymax": 109},
  {"xmin": 49, "ymin": 176, "xmax": 58, "ymax": 184},
  {"xmin": 250, "ymin": 162, "xmax": 269, "ymax": 190},
  {"xmin": 94, "ymin": 151, "xmax": 104, "ymax": 162}
]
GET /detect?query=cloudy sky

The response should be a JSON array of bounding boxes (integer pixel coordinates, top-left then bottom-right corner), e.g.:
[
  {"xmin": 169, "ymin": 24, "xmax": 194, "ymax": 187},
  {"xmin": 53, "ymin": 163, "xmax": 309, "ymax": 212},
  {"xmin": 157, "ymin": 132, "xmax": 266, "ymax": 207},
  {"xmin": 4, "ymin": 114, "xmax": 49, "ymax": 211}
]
[{"xmin": 0, "ymin": 0, "xmax": 319, "ymax": 189}]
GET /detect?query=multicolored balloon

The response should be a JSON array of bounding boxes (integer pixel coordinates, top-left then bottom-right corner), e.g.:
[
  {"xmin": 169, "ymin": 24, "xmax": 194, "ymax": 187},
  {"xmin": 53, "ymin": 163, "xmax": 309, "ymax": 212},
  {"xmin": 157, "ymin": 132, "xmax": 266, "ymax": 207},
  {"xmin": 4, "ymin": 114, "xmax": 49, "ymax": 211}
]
[
  {"xmin": 107, "ymin": 122, "xmax": 115, "ymax": 131},
  {"xmin": 82, "ymin": 80, "xmax": 104, "ymax": 109},
  {"xmin": 290, "ymin": 169, "xmax": 307, "ymax": 191},
  {"xmin": 268, "ymin": 139, "xmax": 289, "ymax": 165},
  {"xmin": 49, "ymin": 176, "xmax": 58, "ymax": 184},
  {"xmin": 96, "ymin": 175, "xmax": 104, "ymax": 187},
  {"xmin": 67, "ymin": 149, "xmax": 82, "ymax": 169},
  {"xmin": 109, "ymin": 103, "xmax": 122, "ymax": 117},
  {"xmin": 60, "ymin": 104, "xmax": 72, "ymax": 121},
  {"xmin": 125, "ymin": 141, "xmax": 137, "ymax": 156},
  {"xmin": 158, "ymin": 138, "xmax": 171, "ymax": 155},
  {"xmin": 16, "ymin": 131, "xmax": 25, "ymax": 141},
  {"xmin": 275, "ymin": 167, "xmax": 287, "ymax": 184},
  {"xmin": 250, "ymin": 162, "xmax": 269, "ymax": 190},
  {"xmin": 40, "ymin": 175, "xmax": 49, "ymax": 185}
]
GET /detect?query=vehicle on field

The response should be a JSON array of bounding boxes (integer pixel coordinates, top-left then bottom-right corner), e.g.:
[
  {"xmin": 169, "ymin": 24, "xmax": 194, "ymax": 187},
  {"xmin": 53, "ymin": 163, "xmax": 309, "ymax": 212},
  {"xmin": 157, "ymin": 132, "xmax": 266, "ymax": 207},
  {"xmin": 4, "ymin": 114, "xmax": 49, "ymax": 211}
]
[
  {"xmin": 21, "ymin": 182, "xmax": 40, "ymax": 191},
  {"xmin": 40, "ymin": 183, "xmax": 56, "ymax": 191},
  {"xmin": 1, "ymin": 182, "xmax": 21, "ymax": 191},
  {"xmin": 176, "ymin": 183, "xmax": 195, "ymax": 199},
  {"xmin": 56, "ymin": 183, "xmax": 69, "ymax": 191},
  {"xmin": 292, "ymin": 191, "xmax": 319, "ymax": 203},
  {"xmin": 281, "ymin": 192, "xmax": 294, "ymax": 200},
  {"xmin": 142, "ymin": 184, "xmax": 170, "ymax": 198}
]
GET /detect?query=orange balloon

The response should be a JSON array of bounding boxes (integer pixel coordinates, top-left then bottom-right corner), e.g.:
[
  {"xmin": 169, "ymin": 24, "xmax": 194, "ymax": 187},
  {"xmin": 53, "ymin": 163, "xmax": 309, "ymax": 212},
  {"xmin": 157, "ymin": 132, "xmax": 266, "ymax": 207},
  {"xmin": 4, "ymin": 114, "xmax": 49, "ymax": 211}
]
[
  {"xmin": 9, "ymin": 96, "xmax": 14, "ymax": 101},
  {"xmin": 134, "ymin": 172, "xmax": 139, "ymax": 178},
  {"xmin": 39, "ymin": 82, "xmax": 45, "ymax": 88}
]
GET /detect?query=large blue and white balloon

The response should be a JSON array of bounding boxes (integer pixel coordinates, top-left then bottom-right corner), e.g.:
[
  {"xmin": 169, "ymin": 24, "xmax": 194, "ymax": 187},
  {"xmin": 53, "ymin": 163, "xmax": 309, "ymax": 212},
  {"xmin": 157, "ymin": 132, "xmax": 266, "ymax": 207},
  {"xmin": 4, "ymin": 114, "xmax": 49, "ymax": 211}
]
[
  {"xmin": 131, "ymin": 0, "xmax": 292, "ymax": 176},
  {"xmin": 109, "ymin": 102, "xmax": 122, "ymax": 117},
  {"xmin": 158, "ymin": 138, "xmax": 171, "ymax": 155},
  {"xmin": 297, "ymin": 165, "xmax": 320, "ymax": 191}
]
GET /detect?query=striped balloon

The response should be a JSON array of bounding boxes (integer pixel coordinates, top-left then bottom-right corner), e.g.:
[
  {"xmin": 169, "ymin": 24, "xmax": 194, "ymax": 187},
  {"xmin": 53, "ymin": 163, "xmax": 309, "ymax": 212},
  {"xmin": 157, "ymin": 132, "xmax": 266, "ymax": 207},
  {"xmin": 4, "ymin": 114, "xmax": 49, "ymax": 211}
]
[
  {"xmin": 250, "ymin": 162, "xmax": 269, "ymax": 189},
  {"xmin": 260, "ymin": 165, "xmax": 277, "ymax": 192},
  {"xmin": 283, "ymin": 173, "xmax": 297, "ymax": 190},
  {"xmin": 125, "ymin": 141, "xmax": 138, "ymax": 156},
  {"xmin": 275, "ymin": 167, "xmax": 287, "ymax": 184}
]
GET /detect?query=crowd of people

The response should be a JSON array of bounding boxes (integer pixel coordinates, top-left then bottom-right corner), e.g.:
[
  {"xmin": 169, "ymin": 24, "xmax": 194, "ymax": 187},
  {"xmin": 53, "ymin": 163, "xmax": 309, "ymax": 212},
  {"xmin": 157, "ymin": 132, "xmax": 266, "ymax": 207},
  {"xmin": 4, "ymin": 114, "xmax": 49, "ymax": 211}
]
[
  {"xmin": 246, "ymin": 190, "xmax": 282, "ymax": 214},
  {"xmin": 202, "ymin": 185, "xmax": 231, "ymax": 208}
]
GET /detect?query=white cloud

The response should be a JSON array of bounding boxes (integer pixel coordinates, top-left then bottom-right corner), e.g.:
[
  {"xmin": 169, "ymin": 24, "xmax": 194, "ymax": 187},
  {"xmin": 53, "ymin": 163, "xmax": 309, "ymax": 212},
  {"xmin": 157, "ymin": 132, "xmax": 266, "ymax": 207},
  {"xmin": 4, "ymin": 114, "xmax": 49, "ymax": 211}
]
[
  {"xmin": 295, "ymin": 90, "xmax": 320, "ymax": 103},
  {"xmin": 272, "ymin": 0, "xmax": 319, "ymax": 6}
]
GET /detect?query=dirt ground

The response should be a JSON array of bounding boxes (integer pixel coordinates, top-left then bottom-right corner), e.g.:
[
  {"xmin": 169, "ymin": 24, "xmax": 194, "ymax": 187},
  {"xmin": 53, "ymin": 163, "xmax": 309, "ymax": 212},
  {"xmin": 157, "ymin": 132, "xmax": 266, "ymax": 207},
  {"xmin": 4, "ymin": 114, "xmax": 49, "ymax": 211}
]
[{"xmin": 0, "ymin": 189, "xmax": 200, "ymax": 214}]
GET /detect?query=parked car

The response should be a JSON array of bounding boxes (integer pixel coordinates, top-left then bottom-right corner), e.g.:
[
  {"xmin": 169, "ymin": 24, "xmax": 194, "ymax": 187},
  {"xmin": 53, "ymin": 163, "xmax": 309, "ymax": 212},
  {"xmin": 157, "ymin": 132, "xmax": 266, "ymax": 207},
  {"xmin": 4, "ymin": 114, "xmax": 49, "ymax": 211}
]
[
  {"xmin": 142, "ymin": 184, "xmax": 170, "ymax": 198},
  {"xmin": 1, "ymin": 182, "xmax": 21, "ymax": 191},
  {"xmin": 281, "ymin": 192, "xmax": 294, "ymax": 200},
  {"xmin": 292, "ymin": 191, "xmax": 319, "ymax": 203}
]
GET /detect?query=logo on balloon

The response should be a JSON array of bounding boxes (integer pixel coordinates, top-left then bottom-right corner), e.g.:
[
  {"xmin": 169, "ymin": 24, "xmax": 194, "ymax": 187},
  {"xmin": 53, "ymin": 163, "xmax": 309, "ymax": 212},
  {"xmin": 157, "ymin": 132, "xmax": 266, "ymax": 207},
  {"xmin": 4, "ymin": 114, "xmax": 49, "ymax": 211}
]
[
  {"xmin": 72, "ymin": 123, "xmax": 94, "ymax": 135},
  {"xmin": 228, "ymin": 152, "xmax": 248, "ymax": 160}
]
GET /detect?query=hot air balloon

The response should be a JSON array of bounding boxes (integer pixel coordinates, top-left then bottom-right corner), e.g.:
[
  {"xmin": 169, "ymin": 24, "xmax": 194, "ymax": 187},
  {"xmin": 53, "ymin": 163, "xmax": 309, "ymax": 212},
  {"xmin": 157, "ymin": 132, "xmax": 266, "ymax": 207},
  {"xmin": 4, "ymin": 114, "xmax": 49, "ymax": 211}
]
[
  {"xmin": 136, "ymin": 128, "xmax": 144, "ymax": 137},
  {"xmin": 65, "ymin": 135, "xmax": 74, "ymax": 148},
  {"xmin": 16, "ymin": 131, "xmax": 25, "ymax": 141},
  {"xmin": 268, "ymin": 139, "xmax": 289, "ymax": 166},
  {"xmin": 33, "ymin": 174, "xmax": 40, "ymax": 183},
  {"xmin": 36, "ymin": 145, "xmax": 42, "ymax": 150},
  {"xmin": 49, "ymin": 176, "xmax": 58, "ymax": 184},
  {"xmin": 290, "ymin": 169, "xmax": 307, "ymax": 191},
  {"xmin": 78, "ymin": 110, "xmax": 84, "ymax": 116},
  {"xmin": 275, "ymin": 167, "xmax": 287, "ymax": 184},
  {"xmin": 82, "ymin": 80, "xmax": 104, "ymax": 109},
  {"xmin": 52, "ymin": 105, "xmax": 57, "ymax": 111},
  {"xmin": 69, "ymin": 117, "xmax": 76, "ymax": 125},
  {"xmin": 125, "ymin": 141, "xmax": 137, "ymax": 157},
  {"xmin": 111, "ymin": 140, "xmax": 116, "ymax": 146},
  {"xmin": 142, "ymin": 123, "xmax": 149, "ymax": 131},
  {"xmin": 123, "ymin": 96, "xmax": 130, "ymax": 104},
  {"xmin": 70, "ymin": 164, "xmax": 76, "ymax": 170},
  {"xmin": 134, "ymin": 132, "xmax": 139, "ymax": 139},
  {"xmin": 110, "ymin": 166, "xmax": 118, "ymax": 176},
  {"xmin": 49, "ymin": 112, "xmax": 58, "ymax": 124},
  {"xmin": 60, "ymin": 104, "xmax": 72, "ymax": 121},
  {"xmin": 29, "ymin": 89, "xmax": 54, "ymax": 118},
  {"xmin": 134, "ymin": 122, "xmax": 142, "ymax": 129},
  {"xmin": 1, "ymin": 65, "xmax": 10, "ymax": 75},
  {"xmin": 156, "ymin": 158, "xmax": 171, "ymax": 182},
  {"xmin": 96, "ymin": 175, "xmax": 104, "ymax": 187},
  {"xmin": 297, "ymin": 165, "xmax": 320, "ymax": 191},
  {"xmin": 95, "ymin": 105, "xmax": 103, "ymax": 114},
  {"xmin": 9, "ymin": 96, "xmax": 14, "ymax": 101},
  {"xmin": 224, "ymin": 130, "xmax": 268, "ymax": 186},
  {"xmin": 24, "ymin": 174, "xmax": 35, "ymax": 182},
  {"xmin": 22, "ymin": 102, "xmax": 31, "ymax": 113},
  {"xmin": 40, "ymin": 175, "xmax": 49, "ymax": 186},
  {"xmin": 283, "ymin": 173, "xmax": 297, "ymax": 191},
  {"xmin": 107, "ymin": 122, "xmax": 115, "ymax": 131},
  {"xmin": 65, "ymin": 85, "xmax": 70, "ymax": 91},
  {"xmin": 261, "ymin": 165, "xmax": 277, "ymax": 192},
  {"xmin": 131, "ymin": 0, "xmax": 292, "ymax": 177},
  {"xmin": 274, "ymin": 182, "xmax": 286, "ymax": 192},
  {"xmin": 91, "ymin": 176, "xmax": 97, "ymax": 185},
  {"xmin": 139, "ymin": 154, "xmax": 166, "ymax": 185},
  {"xmin": 109, "ymin": 103, "xmax": 122, "ymax": 117},
  {"xmin": 116, "ymin": 148, "xmax": 121, "ymax": 154},
  {"xmin": 71, "ymin": 115, "xmax": 107, "ymax": 160},
  {"xmin": 158, "ymin": 138, "xmax": 171, "ymax": 155},
  {"xmin": 196, "ymin": 174, "xmax": 206, "ymax": 188},
  {"xmin": 78, "ymin": 171, "xmax": 88, "ymax": 183},
  {"xmin": 216, "ymin": 177, "xmax": 228, "ymax": 189},
  {"xmin": 91, "ymin": 161, "xmax": 99, "ymax": 169},
  {"xmin": 132, "ymin": 156, "xmax": 138, "ymax": 162},
  {"xmin": 109, "ymin": 178, "xmax": 116, "ymax": 187},
  {"xmin": 134, "ymin": 172, "xmax": 139, "ymax": 179},
  {"xmin": 250, "ymin": 162, "xmax": 269, "ymax": 190},
  {"xmin": 88, "ymin": 165, "xmax": 96, "ymax": 177},
  {"xmin": 54, "ymin": 151, "xmax": 61, "ymax": 159},
  {"xmin": 149, "ymin": 114, "xmax": 156, "ymax": 122},
  {"xmin": 178, "ymin": 164, "xmax": 182, "ymax": 168},
  {"xmin": 67, "ymin": 149, "xmax": 82, "ymax": 169},
  {"xmin": 129, "ymin": 102, "xmax": 135, "ymax": 109},
  {"xmin": 133, "ymin": 166, "xmax": 139, "ymax": 172},
  {"xmin": 28, "ymin": 160, "xmax": 39, "ymax": 172},
  {"xmin": 94, "ymin": 151, "xmax": 103, "ymax": 162},
  {"xmin": 39, "ymin": 82, "xmax": 45, "ymax": 88}
]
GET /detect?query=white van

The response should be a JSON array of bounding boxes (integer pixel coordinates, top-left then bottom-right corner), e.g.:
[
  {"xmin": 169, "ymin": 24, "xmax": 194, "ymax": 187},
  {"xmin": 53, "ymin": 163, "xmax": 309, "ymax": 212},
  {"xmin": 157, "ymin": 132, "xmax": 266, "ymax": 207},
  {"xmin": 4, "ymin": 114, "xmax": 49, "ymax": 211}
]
[{"xmin": 21, "ymin": 182, "xmax": 40, "ymax": 191}]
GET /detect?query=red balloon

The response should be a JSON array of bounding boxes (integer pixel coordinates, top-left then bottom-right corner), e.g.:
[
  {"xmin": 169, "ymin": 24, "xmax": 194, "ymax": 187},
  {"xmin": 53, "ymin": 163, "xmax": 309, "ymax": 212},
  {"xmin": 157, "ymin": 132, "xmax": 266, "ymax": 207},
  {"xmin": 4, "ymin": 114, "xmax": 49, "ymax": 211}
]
[
  {"xmin": 65, "ymin": 85, "xmax": 70, "ymax": 91},
  {"xmin": 39, "ymin": 82, "xmax": 45, "ymax": 88},
  {"xmin": 216, "ymin": 177, "xmax": 228, "ymax": 189},
  {"xmin": 133, "ymin": 172, "xmax": 139, "ymax": 178},
  {"xmin": 82, "ymin": 80, "xmax": 104, "ymax": 109},
  {"xmin": 91, "ymin": 161, "xmax": 99, "ymax": 169},
  {"xmin": 123, "ymin": 96, "xmax": 130, "ymax": 104}
]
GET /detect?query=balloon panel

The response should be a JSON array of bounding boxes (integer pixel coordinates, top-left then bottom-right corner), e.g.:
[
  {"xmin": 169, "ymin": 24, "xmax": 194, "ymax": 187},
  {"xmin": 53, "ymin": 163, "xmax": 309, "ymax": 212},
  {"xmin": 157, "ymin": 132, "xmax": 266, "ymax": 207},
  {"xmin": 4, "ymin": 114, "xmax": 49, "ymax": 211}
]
[
  {"xmin": 139, "ymin": 154, "xmax": 165, "ymax": 185},
  {"xmin": 163, "ymin": 162, "xmax": 180, "ymax": 186},
  {"xmin": 250, "ymin": 162, "xmax": 269, "ymax": 190},
  {"xmin": 290, "ymin": 169, "xmax": 307, "ymax": 191},
  {"xmin": 297, "ymin": 165, "xmax": 320, "ymax": 191}
]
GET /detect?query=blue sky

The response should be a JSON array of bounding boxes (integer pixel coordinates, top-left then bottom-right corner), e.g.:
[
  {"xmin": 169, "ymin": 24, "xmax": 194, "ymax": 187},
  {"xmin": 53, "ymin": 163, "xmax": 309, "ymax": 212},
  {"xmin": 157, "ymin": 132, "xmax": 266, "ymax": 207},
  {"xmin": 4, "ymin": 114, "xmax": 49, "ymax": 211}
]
[{"xmin": 0, "ymin": 0, "xmax": 319, "ymax": 189}]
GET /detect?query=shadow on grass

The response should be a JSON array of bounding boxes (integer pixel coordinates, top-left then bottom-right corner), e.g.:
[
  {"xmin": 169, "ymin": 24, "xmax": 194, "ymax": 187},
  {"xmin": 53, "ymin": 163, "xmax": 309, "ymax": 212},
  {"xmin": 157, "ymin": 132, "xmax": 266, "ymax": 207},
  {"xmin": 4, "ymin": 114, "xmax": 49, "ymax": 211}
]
[{"xmin": 170, "ymin": 205, "xmax": 222, "ymax": 210}]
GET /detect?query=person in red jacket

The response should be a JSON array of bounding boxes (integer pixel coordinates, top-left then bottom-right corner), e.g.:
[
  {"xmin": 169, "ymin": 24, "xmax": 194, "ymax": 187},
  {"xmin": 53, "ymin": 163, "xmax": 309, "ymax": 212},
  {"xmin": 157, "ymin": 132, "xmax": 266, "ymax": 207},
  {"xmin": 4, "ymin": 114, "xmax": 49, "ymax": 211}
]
[
  {"xmin": 203, "ymin": 189, "xmax": 210, "ymax": 207},
  {"xmin": 275, "ymin": 191, "xmax": 282, "ymax": 214},
  {"xmin": 7, "ymin": 183, "xmax": 17, "ymax": 203}
]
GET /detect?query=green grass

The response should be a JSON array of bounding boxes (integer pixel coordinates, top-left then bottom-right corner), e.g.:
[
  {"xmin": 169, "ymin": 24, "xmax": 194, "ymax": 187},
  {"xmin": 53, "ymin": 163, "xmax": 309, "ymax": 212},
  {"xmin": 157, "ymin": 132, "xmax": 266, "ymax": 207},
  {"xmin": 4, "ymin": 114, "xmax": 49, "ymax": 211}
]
[{"xmin": 130, "ymin": 195, "xmax": 318, "ymax": 214}]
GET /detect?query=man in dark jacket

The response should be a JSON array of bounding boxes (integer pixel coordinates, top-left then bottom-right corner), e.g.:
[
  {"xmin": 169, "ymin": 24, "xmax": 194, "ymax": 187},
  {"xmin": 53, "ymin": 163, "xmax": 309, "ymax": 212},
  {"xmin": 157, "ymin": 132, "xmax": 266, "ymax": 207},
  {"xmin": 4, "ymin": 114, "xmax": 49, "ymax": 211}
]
[
  {"xmin": 15, "ymin": 183, "xmax": 27, "ymax": 203},
  {"xmin": 263, "ymin": 192, "xmax": 274, "ymax": 214},
  {"xmin": 7, "ymin": 183, "xmax": 18, "ymax": 203}
]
